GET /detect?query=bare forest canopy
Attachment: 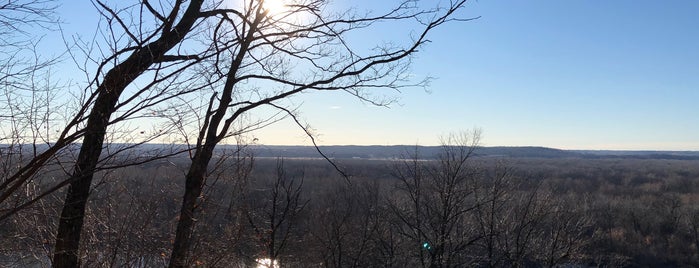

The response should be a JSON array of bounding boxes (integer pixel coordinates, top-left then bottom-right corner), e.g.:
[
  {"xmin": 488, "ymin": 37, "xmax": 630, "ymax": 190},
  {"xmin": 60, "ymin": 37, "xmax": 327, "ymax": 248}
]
[{"xmin": 5, "ymin": 151, "xmax": 699, "ymax": 267}]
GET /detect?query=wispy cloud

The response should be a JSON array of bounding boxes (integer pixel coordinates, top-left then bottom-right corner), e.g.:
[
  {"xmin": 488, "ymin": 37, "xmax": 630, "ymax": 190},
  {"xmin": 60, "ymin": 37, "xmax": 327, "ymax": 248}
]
[{"xmin": 329, "ymin": 106, "xmax": 341, "ymax": 110}]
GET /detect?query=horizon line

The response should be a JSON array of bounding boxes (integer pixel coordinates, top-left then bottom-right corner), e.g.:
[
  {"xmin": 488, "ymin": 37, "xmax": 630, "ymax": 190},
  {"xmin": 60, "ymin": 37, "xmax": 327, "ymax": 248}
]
[{"xmin": 5, "ymin": 143, "xmax": 699, "ymax": 152}]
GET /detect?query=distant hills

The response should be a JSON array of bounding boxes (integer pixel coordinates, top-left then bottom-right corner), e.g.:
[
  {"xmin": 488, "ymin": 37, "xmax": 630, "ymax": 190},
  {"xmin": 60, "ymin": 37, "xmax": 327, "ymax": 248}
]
[
  {"xmin": 571, "ymin": 149, "xmax": 699, "ymax": 160},
  {"xmin": 5, "ymin": 143, "xmax": 699, "ymax": 160},
  {"xmin": 249, "ymin": 145, "xmax": 699, "ymax": 160}
]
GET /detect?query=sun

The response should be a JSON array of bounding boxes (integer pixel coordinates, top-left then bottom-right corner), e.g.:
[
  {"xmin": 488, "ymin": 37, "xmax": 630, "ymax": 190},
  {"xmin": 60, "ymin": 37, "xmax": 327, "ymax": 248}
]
[
  {"xmin": 261, "ymin": 0, "xmax": 287, "ymax": 15},
  {"xmin": 259, "ymin": 0, "xmax": 308, "ymax": 24}
]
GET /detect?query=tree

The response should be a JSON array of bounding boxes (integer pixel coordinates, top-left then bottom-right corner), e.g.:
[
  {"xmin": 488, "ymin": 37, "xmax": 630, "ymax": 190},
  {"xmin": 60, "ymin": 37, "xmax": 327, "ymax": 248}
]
[
  {"xmin": 0, "ymin": 0, "xmax": 60, "ymax": 215},
  {"xmin": 390, "ymin": 131, "xmax": 482, "ymax": 267},
  {"xmin": 472, "ymin": 161, "xmax": 516, "ymax": 267},
  {"xmin": 318, "ymin": 178, "xmax": 394, "ymax": 267},
  {"xmin": 50, "ymin": 1, "xmax": 207, "ymax": 266},
  {"xmin": 2, "ymin": 0, "xmax": 474, "ymax": 266},
  {"xmin": 245, "ymin": 158, "xmax": 307, "ymax": 267},
  {"xmin": 167, "ymin": 0, "xmax": 472, "ymax": 266}
]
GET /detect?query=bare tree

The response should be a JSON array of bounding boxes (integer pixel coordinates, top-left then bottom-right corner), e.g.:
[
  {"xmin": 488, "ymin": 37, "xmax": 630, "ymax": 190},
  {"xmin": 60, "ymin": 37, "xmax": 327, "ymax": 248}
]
[
  {"xmin": 244, "ymin": 158, "xmax": 306, "ymax": 267},
  {"xmin": 472, "ymin": 161, "xmax": 515, "ymax": 267},
  {"xmin": 2, "ymin": 1, "xmax": 474, "ymax": 266},
  {"xmin": 49, "ymin": 1, "xmax": 208, "ymax": 266},
  {"xmin": 0, "ymin": 0, "xmax": 208, "ymax": 218},
  {"xmin": 390, "ymin": 131, "xmax": 483, "ymax": 268},
  {"xmin": 307, "ymin": 177, "xmax": 390, "ymax": 268},
  {"xmin": 167, "ymin": 0, "xmax": 473, "ymax": 266},
  {"xmin": 0, "ymin": 0, "xmax": 59, "ymax": 209},
  {"xmin": 536, "ymin": 197, "xmax": 592, "ymax": 267},
  {"xmin": 0, "ymin": 1, "xmax": 62, "ymax": 265}
]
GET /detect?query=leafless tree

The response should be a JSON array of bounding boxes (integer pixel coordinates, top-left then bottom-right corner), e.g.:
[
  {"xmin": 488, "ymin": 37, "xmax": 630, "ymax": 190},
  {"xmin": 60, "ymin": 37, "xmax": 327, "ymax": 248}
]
[
  {"xmin": 390, "ymin": 131, "xmax": 483, "ymax": 268},
  {"xmin": 0, "ymin": 1, "xmax": 62, "ymax": 265},
  {"xmin": 0, "ymin": 0, "xmax": 59, "ymax": 207},
  {"xmin": 167, "ymin": 0, "xmax": 473, "ymax": 266},
  {"xmin": 535, "ymin": 196, "xmax": 593, "ymax": 267},
  {"xmin": 244, "ymin": 158, "xmax": 307, "ymax": 267},
  {"xmin": 2, "ymin": 0, "xmax": 474, "ymax": 266},
  {"xmin": 306, "ymin": 177, "xmax": 391, "ymax": 268},
  {"xmin": 472, "ymin": 161, "xmax": 515, "ymax": 267},
  {"xmin": 47, "ymin": 1, "xmax": 209, "ymax": 266},
  {"xmin": 0, "ymin": 0, "xmax": 209, "ymax": 214}
]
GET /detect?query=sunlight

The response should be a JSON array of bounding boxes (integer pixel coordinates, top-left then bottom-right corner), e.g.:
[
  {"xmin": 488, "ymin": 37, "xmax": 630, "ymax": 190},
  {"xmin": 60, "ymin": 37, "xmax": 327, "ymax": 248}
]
[
  {"xmin": 255, "ymin": 258, "xmax": 279, "ymax": 268},
  {"xmin": 261, "ymin": 0, "xmax": 287, "ymax": 15},
  {"xmin": 221, "ymin": 0, "xmax": 309, "ymax": 25},
  {"xmin": 224, "ymin": 0, "xmax": 291, "ymax": 17}
]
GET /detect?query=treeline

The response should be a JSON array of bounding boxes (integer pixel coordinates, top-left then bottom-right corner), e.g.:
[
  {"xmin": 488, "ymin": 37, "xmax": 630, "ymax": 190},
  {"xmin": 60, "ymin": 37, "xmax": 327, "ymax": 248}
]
[{"xmin": 4, "ymin": 142, "xmax": 699, "ymax": 267}]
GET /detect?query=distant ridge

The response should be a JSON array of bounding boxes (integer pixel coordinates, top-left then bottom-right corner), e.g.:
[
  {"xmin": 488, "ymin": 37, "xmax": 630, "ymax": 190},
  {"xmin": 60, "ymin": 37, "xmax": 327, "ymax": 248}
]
[
  {"xmin": 252, "ymin": 145, "xmax": 579, "ymax": 159},
  {"xmin": 249, "ymin": 145, "xmax": 699, "ymax": 160},
  {"xmin": 4, "ymin": 143, "xmax": 699, "ymax": 160},
  {"xmin": 572, "ymin": 149, "xmax": 699, "ymax": 160}
]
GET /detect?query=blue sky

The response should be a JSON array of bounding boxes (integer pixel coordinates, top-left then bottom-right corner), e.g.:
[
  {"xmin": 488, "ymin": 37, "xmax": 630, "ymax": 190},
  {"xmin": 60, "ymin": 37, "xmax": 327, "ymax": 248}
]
[
  {"xmin": 253, "ymin": 0, "xmax": 699, "ymax": 150},
  {"xmin": 52, "ymin": 1, "xmax": 699, "ymax": 150}
]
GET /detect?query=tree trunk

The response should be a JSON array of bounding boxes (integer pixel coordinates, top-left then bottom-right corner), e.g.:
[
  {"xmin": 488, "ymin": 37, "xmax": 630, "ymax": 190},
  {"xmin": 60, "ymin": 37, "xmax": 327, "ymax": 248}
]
[
  {"xmin": 52, "ymin": 168, "xmax": 97, "ymax": 267},
  {"xmin": 168, "ymin": 8, "xmax": 263, "ymax": 266},
  {"xmin": 52, "ymin": 70, "xmax": 128, "ymax": 267},
  {"xmin": 51, "ymin": 1, "xmax": 204, "ymax": 266},
  {"xmin": 168, "ymin": 146, "xmax": 214, "ymax": 268}
]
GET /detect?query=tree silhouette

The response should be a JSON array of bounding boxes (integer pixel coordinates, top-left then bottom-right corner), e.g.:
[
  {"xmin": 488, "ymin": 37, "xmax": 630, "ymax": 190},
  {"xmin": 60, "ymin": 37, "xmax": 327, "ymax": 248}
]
[{"xmin": 166, "ymin": 1, "xmax": 473, "ymax": 266}]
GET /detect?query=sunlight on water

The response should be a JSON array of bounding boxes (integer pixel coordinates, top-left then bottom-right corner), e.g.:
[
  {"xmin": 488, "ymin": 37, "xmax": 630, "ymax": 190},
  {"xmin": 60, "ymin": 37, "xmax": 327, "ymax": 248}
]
[{"xmin": 255, "ymin": 258, "xmax": 279, "ymax": 268}]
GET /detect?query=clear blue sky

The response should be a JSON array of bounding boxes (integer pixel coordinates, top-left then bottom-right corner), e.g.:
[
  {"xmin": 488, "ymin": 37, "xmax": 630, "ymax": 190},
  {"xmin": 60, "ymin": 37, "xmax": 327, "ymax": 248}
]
[
  {"xmin": 54, "ymin": 1, "xmax": 699, "ymax": 150},
  {"xmin": 255, "ymin": 0, "xmax": 699, "ymax": 150}
]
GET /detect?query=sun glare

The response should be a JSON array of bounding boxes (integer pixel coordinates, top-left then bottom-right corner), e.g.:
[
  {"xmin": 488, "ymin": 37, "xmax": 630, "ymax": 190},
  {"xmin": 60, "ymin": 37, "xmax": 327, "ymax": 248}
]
[
  {"xmin": 259, "ymin": 0, "xmax": 309, "ymax": 25},
  {"xmin": 261, "ymin": 0, "xmax": 287, "ymax": 15}
]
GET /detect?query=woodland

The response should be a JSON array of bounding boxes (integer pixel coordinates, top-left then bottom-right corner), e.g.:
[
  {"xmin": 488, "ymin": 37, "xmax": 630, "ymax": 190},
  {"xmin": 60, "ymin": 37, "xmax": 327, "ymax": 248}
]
[
  {"xmin": 4, "ymin": 139, "xmax": 699, "ymax": 267},
  {"xmin": 2, "ymin": 1, "xmax": 697, "ymax": 267}
]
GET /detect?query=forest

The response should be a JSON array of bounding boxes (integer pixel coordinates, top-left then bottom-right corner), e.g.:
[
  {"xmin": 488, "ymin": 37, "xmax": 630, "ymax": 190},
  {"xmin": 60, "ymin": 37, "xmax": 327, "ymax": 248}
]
[
  {"xmin": 4, "ymin": 137, "xmax": 699, "ymax": 267},
  {"xmin": 1, "ymin": 1, "xmax": 697, "ymax": 267}
]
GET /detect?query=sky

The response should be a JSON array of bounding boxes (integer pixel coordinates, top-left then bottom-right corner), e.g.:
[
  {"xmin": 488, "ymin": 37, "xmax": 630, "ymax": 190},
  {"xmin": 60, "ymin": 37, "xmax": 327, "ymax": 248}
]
[{"xmin": 52, "ymin": 1, "xmax": 699, "ymax": 150}]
